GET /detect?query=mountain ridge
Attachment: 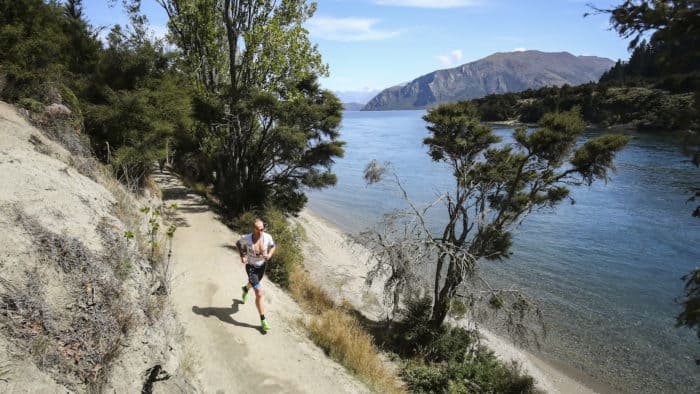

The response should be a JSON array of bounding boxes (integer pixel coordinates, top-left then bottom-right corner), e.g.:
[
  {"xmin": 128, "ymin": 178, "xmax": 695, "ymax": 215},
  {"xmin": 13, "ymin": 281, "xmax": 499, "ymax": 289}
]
[{"xmin": 363, "ymin": 50, "xmax": 614, "ymax": 110}]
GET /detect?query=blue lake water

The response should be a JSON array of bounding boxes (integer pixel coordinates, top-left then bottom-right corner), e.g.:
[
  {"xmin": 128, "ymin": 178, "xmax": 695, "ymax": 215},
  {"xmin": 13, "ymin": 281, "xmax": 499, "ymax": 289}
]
[{"xmin": 307, "ymin": 110, "xmax": 700, "ymax": 393}]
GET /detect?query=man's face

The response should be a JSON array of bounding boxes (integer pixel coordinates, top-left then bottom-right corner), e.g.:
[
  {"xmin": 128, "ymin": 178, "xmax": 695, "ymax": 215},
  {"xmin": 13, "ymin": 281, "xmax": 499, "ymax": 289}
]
[{"xmin": 254, "ymin": 222, "xmax": 264, "ymax": 235}]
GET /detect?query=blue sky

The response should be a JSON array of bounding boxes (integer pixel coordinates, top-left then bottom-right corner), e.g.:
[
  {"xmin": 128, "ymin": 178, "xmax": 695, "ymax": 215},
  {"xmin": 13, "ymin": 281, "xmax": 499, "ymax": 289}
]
[{"xmin": 82, "ymin": 0, "xmax": 631, "ymax": 96}]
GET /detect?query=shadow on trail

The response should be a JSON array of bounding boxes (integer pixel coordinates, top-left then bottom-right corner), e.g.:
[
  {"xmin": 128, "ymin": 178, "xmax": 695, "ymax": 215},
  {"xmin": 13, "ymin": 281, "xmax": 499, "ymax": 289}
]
[
  {"xmin": 221, "ymin": 244, "xmax": 239, "ymax": 253},
  {"xmin": 192, "ymin": 302, "xmax": 266, "ymax": 334}
]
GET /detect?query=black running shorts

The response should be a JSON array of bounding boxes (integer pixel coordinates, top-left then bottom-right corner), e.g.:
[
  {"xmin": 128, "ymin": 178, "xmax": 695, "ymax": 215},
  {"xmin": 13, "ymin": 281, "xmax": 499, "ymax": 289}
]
[{"xmin": 246, "ymin": 263, "xmax": 266, "ymax": 289}]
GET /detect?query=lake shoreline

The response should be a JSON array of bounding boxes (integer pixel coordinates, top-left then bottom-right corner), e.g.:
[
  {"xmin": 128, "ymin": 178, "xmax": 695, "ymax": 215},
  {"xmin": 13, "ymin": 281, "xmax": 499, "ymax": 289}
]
[{"xmin": 293, "ymin": 207, "xmax": 614, "ymax": 394}]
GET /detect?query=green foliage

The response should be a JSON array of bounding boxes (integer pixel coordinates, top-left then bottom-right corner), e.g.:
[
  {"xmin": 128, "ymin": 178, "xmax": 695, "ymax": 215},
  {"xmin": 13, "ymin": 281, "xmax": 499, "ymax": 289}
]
[
  {"xmin": 82, "ymin": 26, "xmax": 194, "ymax": 186},
  {"xmin": 591, "ymin": 0, "xmax": 699, "ymax": 76},
  {"xmin": 234, "ymin": 209, "xmax": 303, "ymax": 288},
  {"xmin": 159, "ymin": 0, "xmax": 344, "ymax": 214},
  {"xmin": 388, "ymin": 296, "xmax": 437, "ymax": 357},
  {"xmin": 393, "ymin": 298, "xmax": 538, "ymax": 393},
  {"xmin": 18, "ymin": 97, "xmax": 44, "ymax": 113},
  {"xmin": 470, "ymin": 83, "xmax": 696, "ymax": 132},
  {"xmin": 599, "ymin": 40, "xmax": 662, "ymax": 83},
  {"xmin": 402, "ymin": 361, "xmax": 449, "ymax": 393},
  {"xmin": 0, "ymin": 0, "xmax": 194, "ymax": 190},
  {"xmin": 420, "ymin": 105, "xmax": 629, "ymax": 327},
  {"xmin": 403, "ymin": 352, "xmax": 538, "ymax": 394},
  {"xmin": 0, "ymin": 0, "xmax": 99, "ymax": 102}
]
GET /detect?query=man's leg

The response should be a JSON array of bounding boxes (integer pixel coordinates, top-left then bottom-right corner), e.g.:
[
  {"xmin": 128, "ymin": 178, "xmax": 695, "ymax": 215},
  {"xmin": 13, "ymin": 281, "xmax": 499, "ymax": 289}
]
[
  {"xmin": 254, "ymin": 287, "xmax": 264, "ymax": 316},
  {"xmin": 242, "ymin": 264, "xmax": 255, "ymax": 303},
  {"xmin": 253, "ymin": 265, "xmax": 270, "ymax": 331},
  {"xmin": 241, "ymin": 282, "xmax": 250, "ymax": 303}
]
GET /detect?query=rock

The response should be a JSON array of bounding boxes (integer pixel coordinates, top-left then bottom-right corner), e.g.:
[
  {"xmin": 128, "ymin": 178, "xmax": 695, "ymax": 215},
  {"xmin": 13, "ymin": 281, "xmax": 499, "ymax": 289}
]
[{"xmin": 45, "ymin": 103, "xmax": 71, "ymax": 116}]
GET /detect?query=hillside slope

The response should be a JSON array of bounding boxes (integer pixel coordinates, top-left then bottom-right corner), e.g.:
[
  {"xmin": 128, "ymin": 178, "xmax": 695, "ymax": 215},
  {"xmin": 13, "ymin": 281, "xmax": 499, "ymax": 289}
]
[
  {"xmin": 0, "ymin": 102, "xmax": 197, "ymax": 392},
  {"xmin": 364, "ymin": 50, "xmax": 614, "ymax": 110},
  {"xmin": 0, "ymin": 101, "xmax": 372, "ymax": 393}
]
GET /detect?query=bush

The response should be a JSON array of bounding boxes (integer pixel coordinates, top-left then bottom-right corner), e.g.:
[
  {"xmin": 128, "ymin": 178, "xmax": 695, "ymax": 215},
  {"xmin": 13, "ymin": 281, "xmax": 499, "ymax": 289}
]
[
  {"xmin": 388, "ymin": 296, "xmax": 437, "ymax": 357},
  {"xmin": 18, "ymin": 97, "xmax": 43, "ymax": 112},
  {"xmin": 402, "ymin": 348, "xmax": 538, "ymax": 394},
  {"xmin": 389, "ymin": 297, "xmax": 538, "ymax": 393},
  {"xmin": 428, "ymin": 326, "xmax": 477, "ymax": 364},
  {"xmin": 401, "ymin": 360, "xmax": 449, "ymax": 393}
]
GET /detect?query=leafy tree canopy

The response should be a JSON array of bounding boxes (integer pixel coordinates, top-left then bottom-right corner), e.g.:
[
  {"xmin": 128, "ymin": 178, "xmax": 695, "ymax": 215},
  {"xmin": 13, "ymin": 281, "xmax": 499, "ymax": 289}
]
[
  {"xmin": 364, "ymin": 105, "xmax": 630, "ymax": 329},
  {"xmin": 157, "ymin": 0, "xmax": 344, "ymax": 213}
]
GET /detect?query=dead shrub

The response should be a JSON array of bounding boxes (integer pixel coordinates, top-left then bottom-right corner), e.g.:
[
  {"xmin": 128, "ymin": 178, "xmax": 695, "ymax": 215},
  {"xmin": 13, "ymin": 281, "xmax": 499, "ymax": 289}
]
[
  {"xmin": 19, "ymin": 103, "xmax": 101, "ymax": 181},
  {"xmin": 144, "ymin": 175, "xmax": 162, "ymax": 199},
  {"xmin": 1, "ymin": 210, "xmax": 135, "ymax": 390}
]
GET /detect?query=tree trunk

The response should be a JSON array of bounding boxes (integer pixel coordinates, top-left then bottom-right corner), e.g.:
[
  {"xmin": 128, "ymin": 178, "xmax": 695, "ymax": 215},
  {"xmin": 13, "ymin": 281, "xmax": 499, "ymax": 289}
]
[{"xmin": 430, "ymin": 258, "xmax": 460, "ymax": 329}]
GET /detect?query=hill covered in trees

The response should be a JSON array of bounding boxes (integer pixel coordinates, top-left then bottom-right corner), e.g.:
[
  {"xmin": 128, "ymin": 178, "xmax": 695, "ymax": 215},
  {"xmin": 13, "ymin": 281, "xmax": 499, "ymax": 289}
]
[
  {"xmin": 464, "ymin": 4, "xmax": 698, "ymax": 134},
  {"xmin": 363, "ymin": 51, "xmax": 614, "ymax": 111}
]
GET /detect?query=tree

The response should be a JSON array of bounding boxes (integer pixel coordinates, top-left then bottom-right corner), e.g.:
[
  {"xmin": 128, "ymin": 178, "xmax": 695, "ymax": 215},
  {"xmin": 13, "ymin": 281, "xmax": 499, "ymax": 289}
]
[
  {"xmin": 0, "ymin": 0, "xmax": 99, "ymax": 102},
  {"xmin": 364, "ymin": 104, "xmax": 629, "ymax": 330},
  {"xmin": 588, "ymin": 0, "xmax": 699, "ymax": 75},
  {"xmin": 157, "ymin": 0, "xmax": 344, "ymax": 213},
  {"xmin": 590, "ymin": 0, "xmax": 699, "ymax": 168},
  {"xmin": 81, "ymin": 13, "xmax": 193, "ymax": 187}
]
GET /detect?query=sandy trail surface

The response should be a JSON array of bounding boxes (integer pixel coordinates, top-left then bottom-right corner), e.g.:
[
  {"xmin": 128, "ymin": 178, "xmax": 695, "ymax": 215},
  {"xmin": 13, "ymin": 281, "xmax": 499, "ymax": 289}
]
[{"xmin": 155, "ymin": 173, "xmax": 368, "ymax": 394}]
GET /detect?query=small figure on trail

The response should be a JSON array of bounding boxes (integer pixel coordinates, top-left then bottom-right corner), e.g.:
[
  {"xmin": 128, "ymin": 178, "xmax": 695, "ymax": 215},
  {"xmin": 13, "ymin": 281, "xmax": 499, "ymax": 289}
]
[{"xmin": 236, "ymin": 218, "xmax": 276, "ymax": 332}]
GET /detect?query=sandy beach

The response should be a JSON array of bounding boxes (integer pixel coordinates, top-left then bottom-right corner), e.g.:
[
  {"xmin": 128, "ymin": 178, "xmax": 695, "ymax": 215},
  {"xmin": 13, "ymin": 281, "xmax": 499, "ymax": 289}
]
[{"xmin": 291, "ymin": 208, "xmax": 603, "ymax": 394}]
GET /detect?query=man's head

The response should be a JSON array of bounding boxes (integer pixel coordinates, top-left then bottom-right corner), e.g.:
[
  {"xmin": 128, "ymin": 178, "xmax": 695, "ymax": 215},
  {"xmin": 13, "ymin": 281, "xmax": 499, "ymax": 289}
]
[{"xmin": 254, "ymin": 218, "xmax": 264, "ymax": 235}]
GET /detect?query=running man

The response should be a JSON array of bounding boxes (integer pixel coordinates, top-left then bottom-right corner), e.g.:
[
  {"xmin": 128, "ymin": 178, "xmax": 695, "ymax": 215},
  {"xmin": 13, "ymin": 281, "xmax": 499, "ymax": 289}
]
[{"xmin": 236, "ymin": 218, "xmax": 276, "ymax": 332}]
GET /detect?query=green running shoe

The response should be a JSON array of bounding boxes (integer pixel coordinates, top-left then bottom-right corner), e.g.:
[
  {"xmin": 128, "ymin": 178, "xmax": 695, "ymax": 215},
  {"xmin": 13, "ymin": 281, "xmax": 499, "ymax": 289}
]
[
  {"xmin": 241, "ymin": 286, "xmax": 249, "ymax": 303},
  {"xmin": 261, "ymin": 319, "xmax": 271, "ymax": 332}
]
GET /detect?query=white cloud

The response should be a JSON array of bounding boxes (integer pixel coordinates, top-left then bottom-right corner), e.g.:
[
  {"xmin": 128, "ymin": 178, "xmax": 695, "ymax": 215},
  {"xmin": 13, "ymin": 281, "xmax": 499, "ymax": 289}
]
[
  {"xmin": 150, "ymin": 25, "xmax": 169, "ymax": 41},
  {"xmin": 436, "ymin": 49, "xmax": 464, "ymax": 67},
  {"xmin": 437, "ymin": 55, "xmax": 452, "ymax": 67},
  {"xmin": 375, "ymin": 0, "xmax": 479, "ymax": 8},
  {"xmin": 513, "ymin": 47, "xmax": 527, "ymax": 52},
  {"xmin": 307, "ymin": 17, "xmax": 400, "ymax": 41}
]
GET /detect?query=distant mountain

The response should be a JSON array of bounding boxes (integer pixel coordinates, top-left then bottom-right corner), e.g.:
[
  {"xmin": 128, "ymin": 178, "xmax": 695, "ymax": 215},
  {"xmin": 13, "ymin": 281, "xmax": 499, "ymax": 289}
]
[
  {"xmin": 333, "ymin": 89, "xmax": 381, "ymax": 105},
  {"xmin": 363, "ymin": 51, "xmax": 615, "ymax": 111},
  {"xmin": 342, "ymin": 102, "xmax": 365, "ymax": 111}
]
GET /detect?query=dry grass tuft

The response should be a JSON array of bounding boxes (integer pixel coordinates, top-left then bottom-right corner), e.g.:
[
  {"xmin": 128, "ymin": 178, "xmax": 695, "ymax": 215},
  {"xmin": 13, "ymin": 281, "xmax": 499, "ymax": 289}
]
[
  {"xmin": 288, "ymin": 266, "xmax": 404, "ymax": 393},
  {"xmin": 308, "ymin": 309, "xmax": 403, "ymax": 393},
  {"xmin": 177, "ymin": 340, "xmax": 200, "ymax": 383},
  {"xmin": 144, "ymin": 175, "xmax": 162, "ymax": 199},
  {"xmin": 289, "ymin": 267, "xmax": 334, "ymax": 314},
  {"xmin": 23, "ymin": 107, "xmax": 102, "ymax": 181}
]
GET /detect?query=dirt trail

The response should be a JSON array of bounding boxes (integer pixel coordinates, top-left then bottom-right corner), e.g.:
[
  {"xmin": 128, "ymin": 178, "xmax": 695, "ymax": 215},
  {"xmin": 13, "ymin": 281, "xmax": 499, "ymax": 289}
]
[{"xmin": 155, "ymin": 172, "xmax": 368, "ymax": 394}]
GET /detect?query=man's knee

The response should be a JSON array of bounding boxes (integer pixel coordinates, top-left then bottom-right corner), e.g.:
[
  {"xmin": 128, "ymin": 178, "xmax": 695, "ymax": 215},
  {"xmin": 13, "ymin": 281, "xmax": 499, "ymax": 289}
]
[{"xmin": 254, "ymin": 288, "xmax": 263, "ymax": 298}]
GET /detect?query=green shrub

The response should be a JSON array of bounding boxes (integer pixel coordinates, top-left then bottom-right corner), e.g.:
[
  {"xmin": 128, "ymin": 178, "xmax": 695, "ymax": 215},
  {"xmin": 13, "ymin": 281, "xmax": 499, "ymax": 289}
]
[
  {"xmin": 402, "ymin": 360, "xmax": 449, "ymax": 393},
  {"xmin": 402, "ymin": 349, "xmax": 538, "ymax": 394},
  {"xmin": 428, "ymin": 326, "xmax": 477, "ymax": 364},
  {"xmin": 387, "ymin": 296, "xmax": 437, "ymax": 357},
  {"xmin": 391, "ymin": 297, "xmax": 538, "ymax": 393},
  {"xmin": 18, "ymin": 97, "xmax": 43, "ymax": 112}
]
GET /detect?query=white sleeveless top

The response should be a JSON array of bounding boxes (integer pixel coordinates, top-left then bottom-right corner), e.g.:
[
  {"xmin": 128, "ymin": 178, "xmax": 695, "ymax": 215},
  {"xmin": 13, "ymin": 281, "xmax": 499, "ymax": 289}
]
[{"xmin": 241, "ymin": 232, "xmax": 275, "ymax": 267}]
